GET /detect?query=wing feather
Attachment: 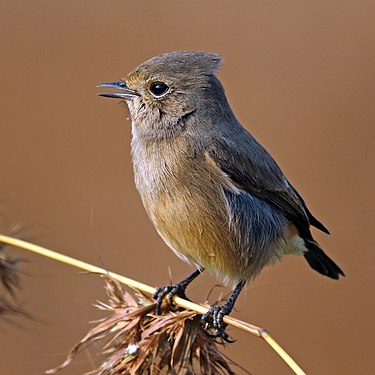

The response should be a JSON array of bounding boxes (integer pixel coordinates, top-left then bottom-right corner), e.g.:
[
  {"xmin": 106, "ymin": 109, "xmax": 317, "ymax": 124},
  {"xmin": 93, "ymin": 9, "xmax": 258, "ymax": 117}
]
[{"xmin": 208, "ymin": 132, "xmax": 328, "ymax": 237}]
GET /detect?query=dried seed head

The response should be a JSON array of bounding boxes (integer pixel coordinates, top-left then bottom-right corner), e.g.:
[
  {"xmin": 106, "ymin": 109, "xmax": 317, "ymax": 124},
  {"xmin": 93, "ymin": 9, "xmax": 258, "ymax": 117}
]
[
  {"xmin": 48, "ymin": 276, "xmax": 250, "ymax": 375},
  {"xmin": 0, "ymin": 221, "xmax": 27, "ymax": 319}
]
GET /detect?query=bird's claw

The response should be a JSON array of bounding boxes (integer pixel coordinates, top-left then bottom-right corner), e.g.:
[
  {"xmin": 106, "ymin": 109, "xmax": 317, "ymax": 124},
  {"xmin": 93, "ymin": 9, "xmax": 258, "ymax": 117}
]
[
  {"xmin": 152, "ymin": 283, "xmax": 188, "ymax": 315},
  {"xmin": 152, "ymin": 285, "xmax": 173, "ymax": 315},
  {"xmin": 202, "ymin": 304, "xmax": 236, "ymax": 343}
]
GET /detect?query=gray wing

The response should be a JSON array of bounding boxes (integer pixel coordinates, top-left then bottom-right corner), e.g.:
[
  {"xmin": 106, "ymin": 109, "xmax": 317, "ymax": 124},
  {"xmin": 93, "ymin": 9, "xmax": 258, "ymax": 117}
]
[
  {"xmin": 207, "ymin": 128, "xmax": 345, "ymax": 279},
  {"xmin": 208, "ymin": 131, "xmax": 329, "ymax": 238}
]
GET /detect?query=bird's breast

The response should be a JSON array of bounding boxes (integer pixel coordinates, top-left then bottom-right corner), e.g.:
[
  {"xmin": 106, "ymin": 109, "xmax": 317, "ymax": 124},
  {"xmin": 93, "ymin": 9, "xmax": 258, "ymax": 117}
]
[{"xmin": 131, "ymin": 137, "xmax": 249, "ymax": 283}]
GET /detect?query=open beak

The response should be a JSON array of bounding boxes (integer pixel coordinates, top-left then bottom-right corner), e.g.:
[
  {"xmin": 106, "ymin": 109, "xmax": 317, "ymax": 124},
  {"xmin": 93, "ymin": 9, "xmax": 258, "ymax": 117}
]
[{"xmin": 97, "ymin": 81, "xmax": 139, "ymax": 99}]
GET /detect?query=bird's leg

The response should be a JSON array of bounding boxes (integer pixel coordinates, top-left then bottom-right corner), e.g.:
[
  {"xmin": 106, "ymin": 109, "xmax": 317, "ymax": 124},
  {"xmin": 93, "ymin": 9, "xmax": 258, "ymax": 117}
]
[
  {"xmin": 202, "ymin": 280, "xmax": 246, "ymax": 342},
  {"xmin": 152, "ymin": 268, "xmax": 204, "ymax": 315}
]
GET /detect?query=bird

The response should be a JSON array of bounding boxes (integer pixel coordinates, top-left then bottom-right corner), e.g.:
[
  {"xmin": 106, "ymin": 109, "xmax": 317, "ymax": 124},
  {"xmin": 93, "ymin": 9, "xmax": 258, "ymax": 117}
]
[{"xmin": 97, "ymin": 51, "xmax": 344, "ymax": 340}]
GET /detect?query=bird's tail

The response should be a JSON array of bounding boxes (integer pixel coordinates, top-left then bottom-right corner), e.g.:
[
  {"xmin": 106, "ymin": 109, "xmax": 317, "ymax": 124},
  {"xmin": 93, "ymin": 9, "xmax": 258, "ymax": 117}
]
[{"xmin": 304, "ymin": 240, "xmax": 344, "ymax": 279}]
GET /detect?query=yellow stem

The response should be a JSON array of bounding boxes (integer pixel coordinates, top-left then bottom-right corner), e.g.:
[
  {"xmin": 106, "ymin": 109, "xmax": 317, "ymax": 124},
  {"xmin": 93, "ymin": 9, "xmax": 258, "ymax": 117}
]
[{"xmin": 0, "ymin": 234, "xmax": 306, "ymax": 375}]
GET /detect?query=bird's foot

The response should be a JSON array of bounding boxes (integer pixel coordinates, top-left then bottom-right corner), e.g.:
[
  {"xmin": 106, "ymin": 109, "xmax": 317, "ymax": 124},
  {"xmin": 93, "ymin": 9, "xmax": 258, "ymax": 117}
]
[
  {"xmin": 202, "ymin": 303, "xmax": 236, "ymax": 343},
  {"xmin": 152, "ymin": 282, "xmax": 189, "ymax": 315},
  {"xmin": 202, "ymin": 280, "xmax": 245, "ymax": 342},
  {"xmin": 152, "ymin": 269, "xmax": 203, "ymax": 315}
]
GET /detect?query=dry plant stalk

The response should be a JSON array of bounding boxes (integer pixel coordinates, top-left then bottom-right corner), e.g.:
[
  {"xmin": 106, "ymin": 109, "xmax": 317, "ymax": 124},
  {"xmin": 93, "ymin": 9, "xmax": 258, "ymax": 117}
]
[
  {"xmin": 0, "ymin": 234, "xmax": 307, "ymax": 375},
  {"xmin": 47, "ymin": 276, "xmax": 248, "ymax": 375}
]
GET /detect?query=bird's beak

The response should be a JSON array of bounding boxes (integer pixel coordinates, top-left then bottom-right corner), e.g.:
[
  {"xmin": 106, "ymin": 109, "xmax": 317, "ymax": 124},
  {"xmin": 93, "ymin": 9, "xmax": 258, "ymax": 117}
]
[{"xmin": 97, "ymin": 81, "xmax": 139, "ymax": 99}]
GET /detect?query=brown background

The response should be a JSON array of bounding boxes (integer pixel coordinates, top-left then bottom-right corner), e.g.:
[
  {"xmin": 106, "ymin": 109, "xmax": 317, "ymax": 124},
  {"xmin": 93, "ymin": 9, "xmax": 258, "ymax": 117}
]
[{"xmin": 1, "ymin": 1, "xmax": 374, "ymax": 374}]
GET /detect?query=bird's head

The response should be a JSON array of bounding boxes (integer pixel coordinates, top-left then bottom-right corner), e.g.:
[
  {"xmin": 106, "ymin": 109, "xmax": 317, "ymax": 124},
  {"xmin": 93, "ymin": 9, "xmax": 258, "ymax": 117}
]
[{"xmin": 98, "ymin": 51, "xmax": 230, "ymax": 138}]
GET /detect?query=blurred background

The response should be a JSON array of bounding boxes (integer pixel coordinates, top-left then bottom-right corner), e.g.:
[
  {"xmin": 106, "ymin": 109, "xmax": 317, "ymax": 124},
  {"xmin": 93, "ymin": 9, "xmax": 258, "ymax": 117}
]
[{"xmin": 1, "ymin": 1, "xmax": 374, "ymax": 374}]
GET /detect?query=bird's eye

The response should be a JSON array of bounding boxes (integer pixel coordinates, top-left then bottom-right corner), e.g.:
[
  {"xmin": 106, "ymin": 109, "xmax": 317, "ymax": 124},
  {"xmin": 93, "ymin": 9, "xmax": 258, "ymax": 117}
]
[{"xmin": 149, "ymin": 82, "xmax": 169, "ymax": 97}]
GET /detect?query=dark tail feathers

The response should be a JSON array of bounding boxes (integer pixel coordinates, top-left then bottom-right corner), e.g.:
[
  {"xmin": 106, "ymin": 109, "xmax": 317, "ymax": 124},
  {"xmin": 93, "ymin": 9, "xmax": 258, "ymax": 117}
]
[{"xmin": 304, "ymin": 240, "xmax": 344, "ymax": 279}]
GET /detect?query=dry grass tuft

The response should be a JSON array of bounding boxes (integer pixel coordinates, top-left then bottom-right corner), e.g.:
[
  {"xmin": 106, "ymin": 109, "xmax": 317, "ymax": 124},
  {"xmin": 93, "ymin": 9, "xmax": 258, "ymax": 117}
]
[
  {"xmin": 48, "ymin": 276, "xmax": 249, "ymax": 375},
  {"xmin": 0, "ymin": 223, "xmax": 26, "ymax": 319}
]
